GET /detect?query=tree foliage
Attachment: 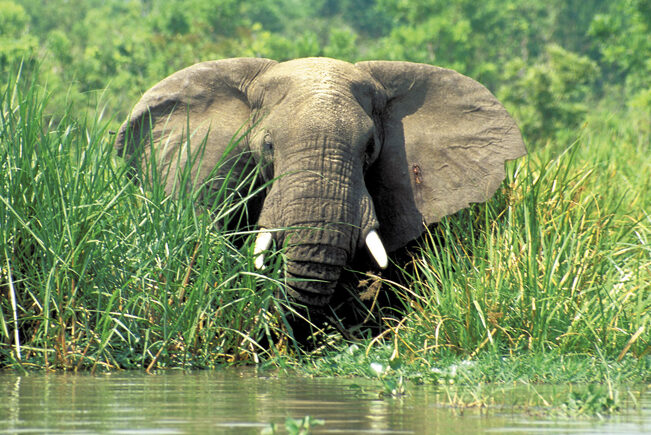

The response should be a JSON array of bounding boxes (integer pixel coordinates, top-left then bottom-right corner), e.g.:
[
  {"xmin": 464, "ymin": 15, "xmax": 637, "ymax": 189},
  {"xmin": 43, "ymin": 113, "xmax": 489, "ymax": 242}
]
[{"xmin": 1, "ymin": 0, "xmax": 649, "ymax": 145}]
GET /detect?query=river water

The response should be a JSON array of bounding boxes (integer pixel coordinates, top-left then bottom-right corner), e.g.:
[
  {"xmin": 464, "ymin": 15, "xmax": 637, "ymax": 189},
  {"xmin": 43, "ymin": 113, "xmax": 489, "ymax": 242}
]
[{"xmin": 0, "ymin": 369, "xmax": 648, "ymax": 434}]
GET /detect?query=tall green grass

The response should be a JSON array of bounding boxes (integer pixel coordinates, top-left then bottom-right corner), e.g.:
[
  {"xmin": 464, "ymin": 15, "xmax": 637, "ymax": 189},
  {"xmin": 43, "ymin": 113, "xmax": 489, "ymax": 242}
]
[
  {"xmin": 381, "ymin": 112, "xmax": 649, "ymax": 359},
  {"xmin": 1, "ymin": 67, "xmax": 648, "ymax": 371},
  {"xmin": 0, "ymin": 68, "xmax": 294, "ymax": 370}
]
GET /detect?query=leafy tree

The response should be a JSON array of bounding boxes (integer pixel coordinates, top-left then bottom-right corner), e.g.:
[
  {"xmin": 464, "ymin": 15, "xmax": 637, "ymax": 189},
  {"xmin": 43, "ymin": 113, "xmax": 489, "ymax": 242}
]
[
  {"xmin": 3, "ymin": 0, "xmax": 648, "ymax": 144},
  {"xmin": 499, "ymin": 44, "xmax": 600, "ymax": 144},
  {"xmin": 589, "ymin": 0, "xmax": 650, "ymax": 99},
  {"xmin": 0, "ymin": 1, "xmax": 37, "ymax": 70}
]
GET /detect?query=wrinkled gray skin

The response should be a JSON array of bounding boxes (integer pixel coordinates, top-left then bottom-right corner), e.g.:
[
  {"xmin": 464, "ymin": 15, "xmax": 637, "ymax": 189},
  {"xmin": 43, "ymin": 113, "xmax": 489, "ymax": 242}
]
[{"xmin": 116, "ymin": 57, "xmax": 526, "ymax": 306}]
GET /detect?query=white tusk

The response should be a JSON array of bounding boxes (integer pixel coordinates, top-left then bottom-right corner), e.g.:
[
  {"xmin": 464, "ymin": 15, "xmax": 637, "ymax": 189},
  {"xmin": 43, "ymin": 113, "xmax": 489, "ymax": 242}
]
[
  {"xmin": 365, "ymin": 230, "xmax": 388, "ymax": 269},
  {"xmin": 253, "ymin": 231, "xmax": 273, "ymax": 269}
]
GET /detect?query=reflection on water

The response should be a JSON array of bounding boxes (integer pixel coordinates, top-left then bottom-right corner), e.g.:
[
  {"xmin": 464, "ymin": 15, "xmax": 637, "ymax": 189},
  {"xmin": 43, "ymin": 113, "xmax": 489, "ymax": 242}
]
[{"xmin": 0, "ymin": 369, "xmax": 648, "ymax": 434}]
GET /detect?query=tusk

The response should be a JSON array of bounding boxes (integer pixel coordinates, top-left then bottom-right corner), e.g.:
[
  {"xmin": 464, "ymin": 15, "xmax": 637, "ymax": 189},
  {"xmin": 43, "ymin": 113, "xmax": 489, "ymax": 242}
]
[
  {"xmin": 365, "ymin": 230, "xmax": 388, "ymax": 269},
  {"xmin": 253, "ymin": 231, "xmax": 273, "ymax": 269}
]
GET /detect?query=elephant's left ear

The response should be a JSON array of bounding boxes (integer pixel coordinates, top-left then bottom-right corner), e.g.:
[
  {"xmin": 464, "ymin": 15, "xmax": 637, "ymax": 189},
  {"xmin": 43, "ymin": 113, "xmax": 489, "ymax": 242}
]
[{"xmin": 356, "ymin": 61, "xmax": 526, "ymax": 252}]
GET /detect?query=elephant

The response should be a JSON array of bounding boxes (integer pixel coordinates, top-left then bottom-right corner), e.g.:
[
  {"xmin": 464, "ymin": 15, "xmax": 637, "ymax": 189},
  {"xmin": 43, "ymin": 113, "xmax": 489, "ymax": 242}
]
[{"xmin": 116, "ymin": 57, "xmax": 526, "ymax": 308}]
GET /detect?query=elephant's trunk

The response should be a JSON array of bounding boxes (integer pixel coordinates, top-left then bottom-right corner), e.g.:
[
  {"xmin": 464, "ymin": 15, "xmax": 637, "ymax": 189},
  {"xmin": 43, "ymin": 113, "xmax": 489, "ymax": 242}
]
[{"xmin": 257, "ymin": 140, "xmax": 367, "ymax": 305}]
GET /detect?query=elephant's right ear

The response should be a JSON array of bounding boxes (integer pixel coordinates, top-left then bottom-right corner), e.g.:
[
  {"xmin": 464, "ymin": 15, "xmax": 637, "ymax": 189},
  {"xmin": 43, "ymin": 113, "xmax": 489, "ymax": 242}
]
[
  {"xmin": 116, "ymin": 58, "xmax": 277, "ymax": 188},
  {"xmin": 357, "ymin": 61, "xmax": 526, "ymax": 252}
]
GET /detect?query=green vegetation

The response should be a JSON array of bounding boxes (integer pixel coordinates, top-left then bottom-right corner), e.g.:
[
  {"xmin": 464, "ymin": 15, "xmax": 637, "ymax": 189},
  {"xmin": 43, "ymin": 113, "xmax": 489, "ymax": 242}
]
[
  {"xmin": 264, "ymin": 415, "xmax": 325, "ymax": 435},
  {"xmin": 0, "ymin": 71, "xmax": 295, "ymax": 370},
  {"xmin": 0, "ymin": 0, "xmax": 649, "ymax": 415},
  {"xmin": 309, "ymin": 345, "xmax": 647, "ymax": 416},
  {"xmin": 3, "ymin": 0, "xmax": 649, "ymax": 144}
]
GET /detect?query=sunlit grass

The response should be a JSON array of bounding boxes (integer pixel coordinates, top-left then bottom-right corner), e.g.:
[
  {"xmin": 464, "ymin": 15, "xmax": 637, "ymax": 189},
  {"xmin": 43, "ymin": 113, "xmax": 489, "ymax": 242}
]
[
  {"xmin": 1, "ymin": 66, "xmax": 648, "ymax": 381},
  {"xmin": 373, "ymin": 120, "xmax": 649, "ymax": 360},
  {"xmin": 0, "ymin": 67, "xmax": 300, "ymax": 371}
]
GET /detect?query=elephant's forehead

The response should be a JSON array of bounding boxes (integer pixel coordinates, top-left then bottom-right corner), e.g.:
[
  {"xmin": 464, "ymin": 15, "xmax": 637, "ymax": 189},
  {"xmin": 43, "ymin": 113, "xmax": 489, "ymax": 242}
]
[
  {"xmin": 265, "ymin": 57, "xmax": 370, "ymax": 87},
  {"xmin": 257, "ymin": 58, "xmax": 379, "ymax": 115}
]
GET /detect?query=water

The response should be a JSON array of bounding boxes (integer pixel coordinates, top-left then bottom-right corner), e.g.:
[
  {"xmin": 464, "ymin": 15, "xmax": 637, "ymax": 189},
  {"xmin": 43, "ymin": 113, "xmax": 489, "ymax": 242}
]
[{"xmin": 0, "ymin": 370, "xmax": 648, "ymax": 434}]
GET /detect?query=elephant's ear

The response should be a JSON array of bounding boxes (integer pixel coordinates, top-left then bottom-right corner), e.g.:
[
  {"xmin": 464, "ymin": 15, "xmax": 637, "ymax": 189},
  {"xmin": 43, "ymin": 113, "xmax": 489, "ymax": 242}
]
[
  {"xmin": 115, "ymin": 58, "xmax": 277, "ymax": 193},
  {"xmin": 357, "ymin": 61, "xmax": 526, "ymax": 252}
]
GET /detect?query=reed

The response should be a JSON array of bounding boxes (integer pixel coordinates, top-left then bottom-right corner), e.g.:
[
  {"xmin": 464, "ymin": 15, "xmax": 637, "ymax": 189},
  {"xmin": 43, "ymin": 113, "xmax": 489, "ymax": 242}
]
[
  {"xmin": 0, "ymin": 67, "xmax": 291, "ymax": 370},
  {"xmin": 1, "ymin": 67, "xmax": 648, "ymax": 372},
  {"xmin": 380, "ymin": 110, "xmax": 649, "ymax": 359}
]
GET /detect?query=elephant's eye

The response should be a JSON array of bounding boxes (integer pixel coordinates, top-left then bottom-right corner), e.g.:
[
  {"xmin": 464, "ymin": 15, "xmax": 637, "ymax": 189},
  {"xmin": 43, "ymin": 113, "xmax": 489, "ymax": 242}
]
[
  {"xmin": 263, "ymin": 133, "xmax": 274, "ymax": 154},
  {"xmin": 364, "ymin": 136, "xmax": 378, "ymax": 170}
]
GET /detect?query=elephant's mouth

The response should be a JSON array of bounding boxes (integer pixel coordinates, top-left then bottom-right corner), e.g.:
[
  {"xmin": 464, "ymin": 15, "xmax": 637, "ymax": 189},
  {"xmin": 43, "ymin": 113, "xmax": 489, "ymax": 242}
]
[
  {"xmin": 285, "ymin": 258, "xmax": 343, "ymax": 306},
  {"xmin": 254, "ymin": 228, "xmax": 388, "ymax": 305},
  {"xmin": 254, "ymin": 229, "xmax": 388, "ymax": 270}
]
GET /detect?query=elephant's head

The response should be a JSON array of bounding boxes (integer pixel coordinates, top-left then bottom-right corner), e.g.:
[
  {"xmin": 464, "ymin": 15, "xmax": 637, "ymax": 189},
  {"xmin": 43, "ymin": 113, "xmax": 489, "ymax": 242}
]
[{"xmin": 116, "ymin": 57, "xmax": 525, "ymax": 306}]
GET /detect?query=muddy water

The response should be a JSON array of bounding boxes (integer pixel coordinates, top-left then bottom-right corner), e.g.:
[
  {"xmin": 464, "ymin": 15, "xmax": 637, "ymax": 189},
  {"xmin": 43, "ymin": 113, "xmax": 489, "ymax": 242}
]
[{"xmin": 0, "ymin": 369, "xmax": 648, "ymax": 434}]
